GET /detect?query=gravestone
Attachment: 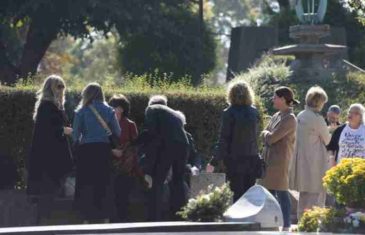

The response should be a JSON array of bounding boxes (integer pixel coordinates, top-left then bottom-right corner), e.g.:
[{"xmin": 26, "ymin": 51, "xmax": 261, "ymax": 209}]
[
  {"xmin": 226, "ymin": 26, "xmax": 278, "ymax": 81},
  {"xmin": 0, "ymin": 190, "xmax": 37, "ymax": 226},
  {"xmin": 189, "ymin": 173, "xmax": 226, "ymax": 198},
  {"xmin": 223, "ymin": 185, "xmax": 283, "ymax": 229}
]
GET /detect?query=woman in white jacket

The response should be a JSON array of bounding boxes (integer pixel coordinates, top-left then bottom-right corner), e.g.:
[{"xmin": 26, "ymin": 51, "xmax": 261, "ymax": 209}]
[{"xmin": 290, "ymin": 86, "xmax": 331, "ymax": 220}]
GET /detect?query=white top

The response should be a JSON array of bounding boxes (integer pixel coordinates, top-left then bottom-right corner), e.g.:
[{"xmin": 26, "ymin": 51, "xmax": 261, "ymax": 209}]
[{"xmin": 338, "ymin": 124, "xmax": 365, "ymax": 161}]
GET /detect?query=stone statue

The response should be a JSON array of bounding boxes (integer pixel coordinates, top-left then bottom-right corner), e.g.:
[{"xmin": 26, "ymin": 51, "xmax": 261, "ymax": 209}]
[{"xmin": 295, "ymin": 0, "xmax": 327, "ymax": 24}]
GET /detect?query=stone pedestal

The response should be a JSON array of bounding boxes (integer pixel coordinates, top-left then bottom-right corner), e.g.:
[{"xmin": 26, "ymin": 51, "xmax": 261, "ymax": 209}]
[
  {"xmin": 190, "ymin": 173, "xmax": 226, "ymax": 198},
  {"xmin": 273, "ymin": 24, "xmax": 347, "ymax": 80}
]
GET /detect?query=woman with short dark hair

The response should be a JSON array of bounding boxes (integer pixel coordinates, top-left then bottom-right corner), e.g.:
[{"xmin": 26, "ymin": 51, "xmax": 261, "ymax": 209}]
[
  {"xmin": 108, "ymin": 94, "xmax": 142, "ymax": 222},
  {"xmin": 207, "ymin": 80, "xmax": 260, "ymax": 202}
]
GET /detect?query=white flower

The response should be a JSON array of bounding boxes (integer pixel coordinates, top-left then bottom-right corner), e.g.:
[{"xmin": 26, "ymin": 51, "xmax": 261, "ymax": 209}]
[
  {"xmin": 344, "ymin": 216, "xmax": 352, "ymax": 224},
  {"xmin": 352, "ymin": 219, "xmax": 360, "ymax": 228}
]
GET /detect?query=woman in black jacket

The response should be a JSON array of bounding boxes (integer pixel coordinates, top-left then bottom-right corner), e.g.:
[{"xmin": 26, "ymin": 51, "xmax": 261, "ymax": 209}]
[
  {"xmin": 27, "ymin": 75, "xmax": 73, "ymax": 224},
  {"xmin": 207, "ymin": 81, "xmax": 260, "ymax": 201}
]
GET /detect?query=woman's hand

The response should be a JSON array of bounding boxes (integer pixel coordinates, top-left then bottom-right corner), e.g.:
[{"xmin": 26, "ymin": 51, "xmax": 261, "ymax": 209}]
[
  {"xmin": 144, "ymin": 174, "xmax": 153, "ymax": 189},
  {"xmin": 206, "ymin": 163, "xmax": 215, "ymax": 173},
  {"xmin": 64, "ymin": 127, "xmax": 73, "ymax": 136},
  {"xmin": 261, "ymin": 130, "xmax": 270, "ymax": 138},
  {"xmin": 111, "ymin": 149, "xmax": 123, "ymax": 158}
]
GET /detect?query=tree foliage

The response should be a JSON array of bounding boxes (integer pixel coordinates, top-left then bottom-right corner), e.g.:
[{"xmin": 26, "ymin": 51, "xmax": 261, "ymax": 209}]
[
  {"xmin": 0, "ymin": 0, "xmax": 217, "ymax": 84},
  {"xmin": 118, "ymin": 4, "xmax": 216, "ymax": 85}
]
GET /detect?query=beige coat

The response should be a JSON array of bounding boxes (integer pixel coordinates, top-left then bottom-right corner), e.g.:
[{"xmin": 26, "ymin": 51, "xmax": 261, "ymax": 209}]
[
  {"xmin": 289, "ymin": 107, "xmax": 331, "ymax": 193},
  {"xmin": 261, "ymin": 109, "xmax": 297, "ymax": 191}
]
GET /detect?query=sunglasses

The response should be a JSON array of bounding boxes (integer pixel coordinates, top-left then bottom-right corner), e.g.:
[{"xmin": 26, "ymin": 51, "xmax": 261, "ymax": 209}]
[{"xmin": 57, "ymin": 84, "xmax": 65, "ymax": 89}]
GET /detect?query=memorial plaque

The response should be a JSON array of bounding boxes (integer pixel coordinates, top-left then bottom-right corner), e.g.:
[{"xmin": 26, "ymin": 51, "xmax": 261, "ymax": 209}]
[
  {"xmin": 189, "ymin": 173, "xmax": 226, "ymax": 198},
  {"xmin": 223, "ymin": 185, "xmax": 283, "ymax": 229}
]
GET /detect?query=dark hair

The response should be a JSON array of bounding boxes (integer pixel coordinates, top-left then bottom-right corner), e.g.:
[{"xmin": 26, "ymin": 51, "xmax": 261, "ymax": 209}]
[
  {"xmin": 109, "ymin": 94, "xmax": 131, "ymax": 117},
  {"xmin": 275, "ymin": 86, "xmax": 299, "ymax": 106}
]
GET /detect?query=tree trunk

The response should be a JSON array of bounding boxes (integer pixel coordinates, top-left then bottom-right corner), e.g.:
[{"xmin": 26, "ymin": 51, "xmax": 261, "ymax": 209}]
[
  {"xmin": 0, "ymin": 10, "xmax": 60, "ymax": 85},
  {"xmin": 18, "ymin": 14, "xmax": 60, "ymax": 80},
  {"xmin": 0, "ymin": 41, "xmax": 19, "ymax": 85}
]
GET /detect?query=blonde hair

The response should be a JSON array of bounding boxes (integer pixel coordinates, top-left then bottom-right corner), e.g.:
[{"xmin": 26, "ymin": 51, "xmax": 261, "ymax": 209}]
[
  {"xmin": 33, "ymin": 75, "xmax": 65, "ymax": 120},
  {"xmin": 227, "ymin": 81, "xmax": 255, "ymax": 106},
  {"xmin": 76, "ymin": 82, "xmax": 105, "ymax": 110},
  {"xmin": 305, "ymin": 86, "xmax": 328, "ymax": 112},
  {"xmin": 349, "ymin": 103, "xmax": 365, "ymax": 124}
]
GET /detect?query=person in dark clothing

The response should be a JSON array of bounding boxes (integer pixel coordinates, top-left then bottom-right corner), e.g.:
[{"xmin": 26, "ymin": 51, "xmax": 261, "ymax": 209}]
[
  {"xmin": 27, "ymin": 75, "xmax": 73, "ymax": 224},
  {"xmin": 206, "ymin": 81, "xmax": 260, "ymax": 202},
  {"xmin": 135, "ymin": 95, "xmax": 189, "ymax": 221},
  {"xmin": 72, "ymin": 83, "xmax": 121, "ymax": 223},
  {"xmin": 325, "ymin": 105, "xmax": 342, "ymax": 135}
]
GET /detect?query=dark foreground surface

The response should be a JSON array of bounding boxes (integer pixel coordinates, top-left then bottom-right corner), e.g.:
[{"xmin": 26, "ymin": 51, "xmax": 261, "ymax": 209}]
[
  {"xmin": 0, "ymin": 222, "xmax": 351, "ymax": 235},
  {"xmin": 0, "ymin": 222, "xmax": 261, "ymax": 235}
]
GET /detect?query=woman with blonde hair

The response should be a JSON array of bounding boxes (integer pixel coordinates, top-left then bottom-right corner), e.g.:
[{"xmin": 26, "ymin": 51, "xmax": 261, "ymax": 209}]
[
  {"xmin": 72, "ymin": 83, "xmax": 121, "ymax": 223},
  {"xmin": 27, "ymin": 75, "xmax": 73, "ymax": 224},
  {"xmin": 290, "ymin": 86, "xmax": 331, "ymax": 220},
  {"xmin": 207, "ymin": 81, "xmax": 260, "ymax": 201}
]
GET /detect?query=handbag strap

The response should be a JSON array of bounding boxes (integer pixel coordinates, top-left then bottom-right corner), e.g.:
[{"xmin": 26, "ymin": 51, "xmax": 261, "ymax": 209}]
[{"xmin": 89, "ymin": 104, "xmax": 112, "ymax": 136}]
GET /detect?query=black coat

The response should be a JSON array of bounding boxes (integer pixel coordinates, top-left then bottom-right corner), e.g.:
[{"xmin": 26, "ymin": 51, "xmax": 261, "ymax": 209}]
[
  {"xmin": 27, "ymin": 101, "xmax": 73, "ymax": 195},
  {"xmin": 136, "ymin": 104, "xmax": 189, "ymax": 175},
  {"xmin": 211, "ymin": 105, "xmax": 260, "ymax": 173}
]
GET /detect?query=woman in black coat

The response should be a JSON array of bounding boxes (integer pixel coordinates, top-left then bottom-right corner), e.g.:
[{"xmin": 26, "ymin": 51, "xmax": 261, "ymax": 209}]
[
  {"xmin": 27, "ymin": 75, "xmax": 73, "ymax": 223},
  {"xmin": 207, "ymin": 81, "xmax": 260, "ymax": 202}
]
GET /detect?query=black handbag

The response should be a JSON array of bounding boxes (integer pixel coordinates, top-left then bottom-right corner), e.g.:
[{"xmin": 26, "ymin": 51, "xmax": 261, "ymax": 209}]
[
  {"xmin": 252, "ymin": 154, "xmax": 266, "ymax": 179},
  {"xmin": 89, "ymin": 105, "xmax": 120, "ymax": 149}
]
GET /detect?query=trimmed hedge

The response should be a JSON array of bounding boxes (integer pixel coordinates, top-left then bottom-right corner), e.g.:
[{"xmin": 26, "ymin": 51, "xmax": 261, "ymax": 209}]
[{"xmin": 0, "ymin": 86, "xmax": 264, "ymax": 187}]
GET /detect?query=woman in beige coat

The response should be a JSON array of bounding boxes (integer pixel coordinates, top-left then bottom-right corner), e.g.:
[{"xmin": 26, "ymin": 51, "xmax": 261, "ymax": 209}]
[
  {"xmin": 261, "ymin": 86, "xmax": 299, "ymax": 230},
  {"xmin": 290, "ymin": 86, "xmax": 331, "ymax": 220}
]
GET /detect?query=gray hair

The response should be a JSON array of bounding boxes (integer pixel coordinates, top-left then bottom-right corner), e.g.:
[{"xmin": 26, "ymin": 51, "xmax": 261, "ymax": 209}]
[
  {"xmin": 349, "ymin": 103, "xmax": 365, "ymax": 124},
  {"xmin": 148, "ymin": 95, "xmax": 168, "ymax": 106},
  {"xmin": 175, "ymin": 110, "xmax": 186, "ymax": 125},
  {"xmin": 33, "ymin": 75, "xmax": 66, "ymax": 120},
  {"xmin": 77, "ymin": 82, "xmax": 105, "ymax": 110}
]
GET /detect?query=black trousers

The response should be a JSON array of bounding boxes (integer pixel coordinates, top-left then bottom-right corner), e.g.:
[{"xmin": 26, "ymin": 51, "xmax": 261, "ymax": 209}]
[
  {"xmin": 113, "ymin": 174, "xmax": 134, "ymax": 222},
  {"xmin": 74, "ymin": 143, "xmax": 113, "ymax": 221},
  {"xmin": 148, "ymin": 142, "xmax": 188, "ymax": 221},
  {"xmin": 226, "ymin": 171, "xmax": 256, "ymax": 202}
]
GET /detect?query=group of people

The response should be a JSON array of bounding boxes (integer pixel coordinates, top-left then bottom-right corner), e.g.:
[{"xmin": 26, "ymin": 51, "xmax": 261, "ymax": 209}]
[
  {"xmin": 207, "ymin": 81, "xmax": 365, "ymax": 231},
  {"xmin": 27, "ymin": 75, "xmax": 200, "ymax": 224},
  {"xmin": 26, "ymin": 74, "xmax": 364, "ymax": 228}
]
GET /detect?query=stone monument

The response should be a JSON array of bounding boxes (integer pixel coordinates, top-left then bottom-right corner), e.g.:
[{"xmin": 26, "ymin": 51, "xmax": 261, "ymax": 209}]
[
  {"xmin": 189, "ymin": 173, "xmax": 226, "ymax": 198},
  {"xmin": 273, "ymin": 0, "xmax": 348, "ymax": 80},
  {"xmin": 223, "ymin": 185, "xmax": 283, "ymax": 229}
]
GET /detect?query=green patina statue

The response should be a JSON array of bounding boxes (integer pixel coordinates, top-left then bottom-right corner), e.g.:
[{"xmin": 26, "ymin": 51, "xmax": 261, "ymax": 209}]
[{"xmin": 295, "ymin": 0, "xmax": 327, "ymax": 24}]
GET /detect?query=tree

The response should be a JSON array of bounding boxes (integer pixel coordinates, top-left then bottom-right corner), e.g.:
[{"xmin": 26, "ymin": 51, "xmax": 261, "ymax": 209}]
[
  {"xmin": 118, "ymin": 4, "xmax": 216, "ymax": 85},
  {"xmin": 341, "ymin": 0, "xmax": 365, "ymax": 25},
  {"xmin": 0, "ymin": 0, "xmax": 214, "ymax": 84}
]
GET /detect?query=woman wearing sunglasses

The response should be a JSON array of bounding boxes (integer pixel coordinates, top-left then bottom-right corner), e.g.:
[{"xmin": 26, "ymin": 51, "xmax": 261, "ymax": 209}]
[{"xmin": 27, "ymin": 75, "xmax": 73, "ymax": 224}]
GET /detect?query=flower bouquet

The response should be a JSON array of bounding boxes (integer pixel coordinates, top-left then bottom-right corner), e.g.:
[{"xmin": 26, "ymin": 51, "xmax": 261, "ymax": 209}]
[{"xmin": 177, "ymin": 183, "xmax": 233, "ymax": 222}]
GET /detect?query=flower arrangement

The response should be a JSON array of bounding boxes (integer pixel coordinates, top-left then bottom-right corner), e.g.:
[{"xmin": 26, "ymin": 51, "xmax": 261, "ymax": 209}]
[
  {"xmin": 298, "ymin": 207, "xmax": 344, "ymax": 232},
  {"xmin": 177, "ymin": 183, "xmax": 233, "ymax": 222},
  {"xmin": 323, "ymin": 158, "xmax": 365, "ymax": 208},
  {"xmin": 343, "ymin": 211, "xmax": 365, "ymax": 232}
]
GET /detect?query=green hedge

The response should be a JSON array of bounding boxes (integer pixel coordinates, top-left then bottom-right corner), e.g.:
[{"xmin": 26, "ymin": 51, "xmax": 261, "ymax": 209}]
[{"xmin": 0, "ymin": 86, "xmax": 264, "ymax": 187}]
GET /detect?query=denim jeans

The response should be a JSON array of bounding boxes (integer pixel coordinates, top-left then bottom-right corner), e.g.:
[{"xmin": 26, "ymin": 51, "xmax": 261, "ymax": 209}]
[{"xmin": 270, "ymin": 190, "xmax": 291, "ymax": 228}]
